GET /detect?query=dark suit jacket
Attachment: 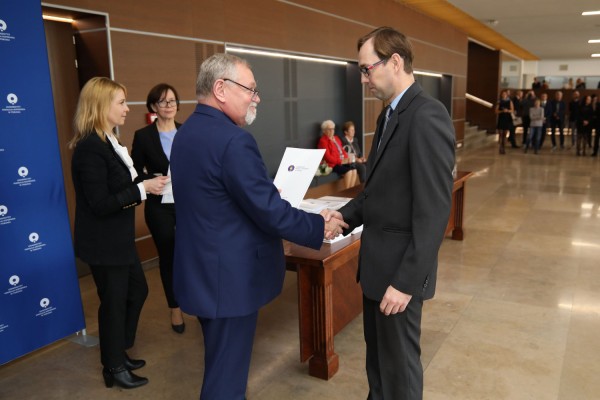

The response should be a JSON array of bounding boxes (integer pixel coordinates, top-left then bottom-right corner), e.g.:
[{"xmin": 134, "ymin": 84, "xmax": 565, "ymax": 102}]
[
  {"xmin": 131, "ymin": 121, "xmax": 181, "ymax": 204},
  {"xmin": 170, "ymin": 104, "xmax": 325, "ymax": 319},
  {"xmin": 340, "ymin": 134, "xmax": 363, "ymax": 158},
  {"xmin": 549, "ymin": 100, "xmax": 566, "ymax": 122},
  {"xmin": 71, "ymin": 133, "xmax": 142, "ymax": 266},
  {"xmin": 339, "ymin": 82, "xmax": 455, "ymax": 301}
]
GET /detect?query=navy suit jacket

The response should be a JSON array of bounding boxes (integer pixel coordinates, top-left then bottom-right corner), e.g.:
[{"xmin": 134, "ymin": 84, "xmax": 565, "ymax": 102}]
[
  {"xmin": 339, "ymin": 82, "xmax": 455, "ymax": 301},
  {"xmin": 549, "ymin": 100, "xmax": 566, "ymax": 122},
  {"xmin": 170, "ymin": 104, "xmax": 324, "ymax": 318}
]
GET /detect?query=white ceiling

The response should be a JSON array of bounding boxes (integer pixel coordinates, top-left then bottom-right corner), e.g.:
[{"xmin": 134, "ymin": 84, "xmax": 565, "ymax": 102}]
[{"xmin": 446, "ymin": 0, "xmax": 600, "ymax": 60}]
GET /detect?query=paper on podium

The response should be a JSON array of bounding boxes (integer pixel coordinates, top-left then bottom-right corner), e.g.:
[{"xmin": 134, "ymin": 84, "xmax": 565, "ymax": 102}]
[
  {"xmin": 299, "ymin": 196, "xmax": 351, "ymax": 214},
  {"xmin": 273, "ymin": 147, "xmax": 325, "ymax": 208}
]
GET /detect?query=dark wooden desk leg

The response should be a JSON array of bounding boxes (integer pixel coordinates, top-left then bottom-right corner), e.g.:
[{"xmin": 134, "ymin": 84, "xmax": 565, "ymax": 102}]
[
  {"xmin": 297, "ymin": 263, "xmax": 339, "ymax": 380},
  {"xmin": 451, "ymin": 185, "xmax": 465, "ymax": 240}
]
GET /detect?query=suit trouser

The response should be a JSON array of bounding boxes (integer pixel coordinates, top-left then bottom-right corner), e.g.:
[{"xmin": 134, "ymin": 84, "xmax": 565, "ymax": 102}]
[
  {"xmin": 145, "ymin": 201, "xmax": 178, "ymax": 308},
  {"xmin": 90, "ymin": 258, "xmax": 148, "ymax": 369},
  {"xmin": 550, "ymin": 120, "xmax": 564, "ymax": 147},
  {"xmin": 363, "ymin": 295, "xmax": 424, "ymax": 400},
  {"xmin": 521, "ymin": 115, "xmax": 531, "ymax": 146},
  {"xmin": 198, "ymin": 312, "xmax": 258, "ymax": 400}
]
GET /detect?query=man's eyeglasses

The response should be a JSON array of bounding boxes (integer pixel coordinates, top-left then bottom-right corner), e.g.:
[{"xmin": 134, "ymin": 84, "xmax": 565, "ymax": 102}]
[
  {"xmin": 359, "ymin": 58, "xmax": 388, "ymax": 77},
  {"xmin": 223, "ymin": 78, "xmax": 260, "ymax": 100},
  {"xmin": 156, "ymin": 99, "xmax": 177, "ymax": 108}
]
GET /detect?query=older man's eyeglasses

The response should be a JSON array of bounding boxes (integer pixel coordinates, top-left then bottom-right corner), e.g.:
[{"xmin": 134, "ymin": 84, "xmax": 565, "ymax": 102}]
[
  {"xmin": 359, "ymin": 58, "xmax": 388, "ymax": 77},
  {"xmin": 157, "ymin": 99, "xmax": 177, "ymax": 108},
  {"xmin": 223, "ymin": 78, "xmax": 260, "ymax": 100}
]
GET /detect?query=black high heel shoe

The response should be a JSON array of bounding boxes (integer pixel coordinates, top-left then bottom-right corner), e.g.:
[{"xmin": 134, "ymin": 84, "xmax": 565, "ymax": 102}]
[
  {"xmin": 102, "ymin": 365, "xmax": 148, "ymax": 389},
  {"xmin": 124, "ymin": 353, "xmax": 146, "ymax": 370},
  {"xmin": 171, "ymin": 321, "xmax": 185, "ymax": 334}
]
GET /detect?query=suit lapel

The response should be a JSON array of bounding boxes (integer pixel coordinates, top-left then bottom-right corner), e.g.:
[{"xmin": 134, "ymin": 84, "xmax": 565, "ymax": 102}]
[
  {"xmin": 366, "ymin": 82, "xmax": 422, "ymax": 185},
  {"xmin": 150, "ymin": 122, "xmax": 171, "ymax": 166}
]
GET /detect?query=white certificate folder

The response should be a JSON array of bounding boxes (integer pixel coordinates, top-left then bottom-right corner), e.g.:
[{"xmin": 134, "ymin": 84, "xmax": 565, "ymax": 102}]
[{"xmin": 273, "ymin": 147, "xmax": 325, "ymax": 208}]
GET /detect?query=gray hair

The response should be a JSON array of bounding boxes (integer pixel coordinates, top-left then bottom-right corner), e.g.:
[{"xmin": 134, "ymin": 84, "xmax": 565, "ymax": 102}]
[
  {"xmin": 196, "ymin": 53, "xmax": 251, "ymax": 98},
  {"xmin": 321, "ymin": 119, "xmax": 335, "ymax": 131}
]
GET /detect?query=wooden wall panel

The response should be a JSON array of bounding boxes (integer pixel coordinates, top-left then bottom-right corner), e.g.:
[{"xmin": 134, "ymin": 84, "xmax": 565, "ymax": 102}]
[
  {"xmin": 454, "ymin": 120, "xmax": 465, "ymax": 145},
  {"xmin": 452, "ymin": 98, "xmax": 466, "ymax": 121},
  {"xmin": 110, "ymin": 32, "xmax": 198, "ymax": 102}
]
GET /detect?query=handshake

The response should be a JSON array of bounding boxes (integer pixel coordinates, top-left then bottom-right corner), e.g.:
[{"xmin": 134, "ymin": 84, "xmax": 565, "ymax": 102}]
[{"xmin": 319, "ymin": 209, "xmax": 349, "ymax": 240}]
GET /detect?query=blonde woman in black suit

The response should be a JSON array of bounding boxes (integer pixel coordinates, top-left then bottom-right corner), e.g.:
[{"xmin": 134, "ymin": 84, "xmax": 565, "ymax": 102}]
[
  {"xmin": 131, "ymin": 84, "xmax": 184, "ymax": 333},
  {"xmin": 70, "ymin": 77, "xmax": 168, "ymax": 389}
]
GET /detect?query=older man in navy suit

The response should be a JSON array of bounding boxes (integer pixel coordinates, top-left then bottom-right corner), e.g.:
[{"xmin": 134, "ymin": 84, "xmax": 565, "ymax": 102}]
[{"xmin": 170, "ymin": 53, "xmax": 347, "ymax": 400}]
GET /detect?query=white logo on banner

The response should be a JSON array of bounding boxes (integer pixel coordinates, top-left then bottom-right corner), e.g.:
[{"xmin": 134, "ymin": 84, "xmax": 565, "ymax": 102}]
[
  {"xmin": 29, "ymin": 232, "xmax": 39, "ymax": 243},
  {"xmin": 2, "ymin": 92, "xmax": 25, "ymax": 114},
  {"xmin": 4, "ymin": 273, "xmax": 27, "ymax": 297},
  {"xmin": 13, "ymin": 166, "xmax": 36, "ymax": 187},
  {"xmin": 0, "ymin": 19, "xmax": 15, "ymax": 43},
  {"xmin": 36, "ymin": 297, "xmax": 56, "ymax": 317},
  {"xmin": 0, "ymin": 204, "xmax": 15, "ymax": 225},
  {"xmin": 0, "ymin": 20, "xmax": 6, "ymax": 32},
  {"xmin": 25, "ymin": 232, "xmax": 46, "ymax": 252},
  {"xmin": 7, "ymin": 93, "xmax": 17, "ymax": 105}
]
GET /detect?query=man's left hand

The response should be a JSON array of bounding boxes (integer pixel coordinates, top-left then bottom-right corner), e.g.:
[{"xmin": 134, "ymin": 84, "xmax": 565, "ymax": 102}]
[{"xmin": 380, "ymin": 285, "xmax": 412, "ymax": 315}]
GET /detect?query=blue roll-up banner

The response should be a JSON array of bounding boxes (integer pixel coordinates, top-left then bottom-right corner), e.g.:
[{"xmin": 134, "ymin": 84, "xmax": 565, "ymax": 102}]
[{"xmin": 0, "ymin": 2, "xmax": 86, "ymax": 364}]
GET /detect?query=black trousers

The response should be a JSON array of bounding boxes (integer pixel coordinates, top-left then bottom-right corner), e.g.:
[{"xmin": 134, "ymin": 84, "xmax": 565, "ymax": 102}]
[
  {"xmin": 363, "ymin": 295, "xmax": 424, "ymax": 400},
  {"xmin": 521, "ymin": 115, "xmax": 531, "ymax": 145},
  {"xmin": 145, "ymin": 201, "xmax": 178, "ymax": 308},
  {"xmin": 550, "ymin": 119, "xmax": 565, "ymax": 147},
  {"xmin": 90, "ymin": 258, "xmax": 148, "ymax": 369}
]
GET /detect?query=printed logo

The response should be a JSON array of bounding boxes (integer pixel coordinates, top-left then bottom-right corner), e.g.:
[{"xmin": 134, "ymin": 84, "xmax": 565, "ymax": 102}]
[
  {"xmin": 29, "ymin": 232, "xmax": 39, "ymax": 243},
  {"xmin": 2, "ymin": 92, "xmax": 26, "ymax": 114},
  {"xmin": 288, "ymin": 165, "xmax": 295, "ymax": 172},
  {"xmin": 4, "ymin": 274, "xmax": 27, "ymax": 296},
  {"xmin": 0, "ymin": 19, "xmax": 15, "ymax": 43},
  {"xmin": 0, "ymin": 204, "xmax": 15, "ymax": 225},
  {"xmin": 13, "ymin": 166, "xmax": 36, "ymax": 187},
  {"xmin": 36, "ymin": 297, "xmax": 57, "ymax": 317},
  {"xmin": 25, "ymin": 231, "xmax": 46, "ymax": 252}
]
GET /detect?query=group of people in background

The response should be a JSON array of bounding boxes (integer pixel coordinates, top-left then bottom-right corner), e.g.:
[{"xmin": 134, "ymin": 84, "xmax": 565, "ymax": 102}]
[{"xmin": 495, "ymin": 88, "xmax": 600, "ymax": 156}]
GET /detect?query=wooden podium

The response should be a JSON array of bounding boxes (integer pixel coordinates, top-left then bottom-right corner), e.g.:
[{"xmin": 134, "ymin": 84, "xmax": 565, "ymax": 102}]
[{"xmin": 285, "ymin": 172, "xmax": 472, "ymax": 380}]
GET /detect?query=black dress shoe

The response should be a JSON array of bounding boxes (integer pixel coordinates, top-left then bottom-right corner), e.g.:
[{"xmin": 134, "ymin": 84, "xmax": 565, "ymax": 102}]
[
  {"xmin": 124, "ymin": 353, "xmax": 146, "ymax": 370},
  {"xmin": 171, "ymin": 321, "xmax": 185, "ymax": 334},
  {"xmin": 102, "ymin": 365, "xmax": 148, "ymax": 389}
]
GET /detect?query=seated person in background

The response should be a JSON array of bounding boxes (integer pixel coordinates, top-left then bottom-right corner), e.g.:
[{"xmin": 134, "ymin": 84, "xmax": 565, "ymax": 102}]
[
  {"xmin": 317, "ymin": 120, "xmax": 358, "ymax": 188},
  {"xmin": 340, "ymin": 121, "xmax": 367, "ymax": 183}
]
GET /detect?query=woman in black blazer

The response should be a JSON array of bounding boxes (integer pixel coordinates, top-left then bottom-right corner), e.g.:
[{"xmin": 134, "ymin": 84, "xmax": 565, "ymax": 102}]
[
  {"xmin": 70, "ymin": 77, "xmax": 167, "ymax": 389},
  {"xmin": 131, "ymin": 83, "xmax": 185, "ymax": 333}
]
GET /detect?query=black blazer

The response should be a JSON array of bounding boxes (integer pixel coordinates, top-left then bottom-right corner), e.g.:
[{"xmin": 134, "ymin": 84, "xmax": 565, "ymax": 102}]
[
  {"xmin": 131, "ymin": 121, "xmax": 181, "ymax": 204},
  {"xmin": 71, "ymin": 133, "xmax": 142, "ymax": 266},
  {"xmin": 340, "ymin": 82, "xmax": 455, "ymax": 301}
]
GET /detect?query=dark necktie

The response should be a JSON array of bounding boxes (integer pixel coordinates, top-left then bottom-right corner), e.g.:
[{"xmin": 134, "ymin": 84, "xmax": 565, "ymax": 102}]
[{"xmin": 377, "ymin": 106, "xmax": 391, "ymax": 150}]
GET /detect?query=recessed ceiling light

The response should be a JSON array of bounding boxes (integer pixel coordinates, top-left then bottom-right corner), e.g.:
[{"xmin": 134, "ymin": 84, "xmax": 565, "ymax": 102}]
[
  {"xmin": 589, "ymin": 39, "xmax": 600, "ymax": 43},
  {"xmin": 592, "ymin": 54, "xmax": 600, "ymax": 57},
  {"xmin": 582, "ymin": 11, "xmax": 600, "ymax": 16}
]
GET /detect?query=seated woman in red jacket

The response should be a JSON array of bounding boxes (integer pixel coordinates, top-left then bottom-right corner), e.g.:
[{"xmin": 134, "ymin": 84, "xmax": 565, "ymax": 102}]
[{"xmin": 317, "ymin": 120, "xmax": 358, "ymax": 188}]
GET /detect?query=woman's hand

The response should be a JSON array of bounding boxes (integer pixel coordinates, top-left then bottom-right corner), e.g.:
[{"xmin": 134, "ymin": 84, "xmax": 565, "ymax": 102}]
[{"xmin": 143, "ymin": 176, "xmax": 169, "ymax": 195}]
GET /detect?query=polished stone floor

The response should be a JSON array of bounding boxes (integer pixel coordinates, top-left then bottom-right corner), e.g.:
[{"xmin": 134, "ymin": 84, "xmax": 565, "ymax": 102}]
[{"xmin": 2, "ymin": 141, "xmax": 600, "ymax": 399}]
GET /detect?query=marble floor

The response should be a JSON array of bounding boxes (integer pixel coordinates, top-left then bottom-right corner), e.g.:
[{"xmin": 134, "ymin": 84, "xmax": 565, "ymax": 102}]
[{"xmin": 2, "ymin": 141, "xmax": 600, "ymax": 400}]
